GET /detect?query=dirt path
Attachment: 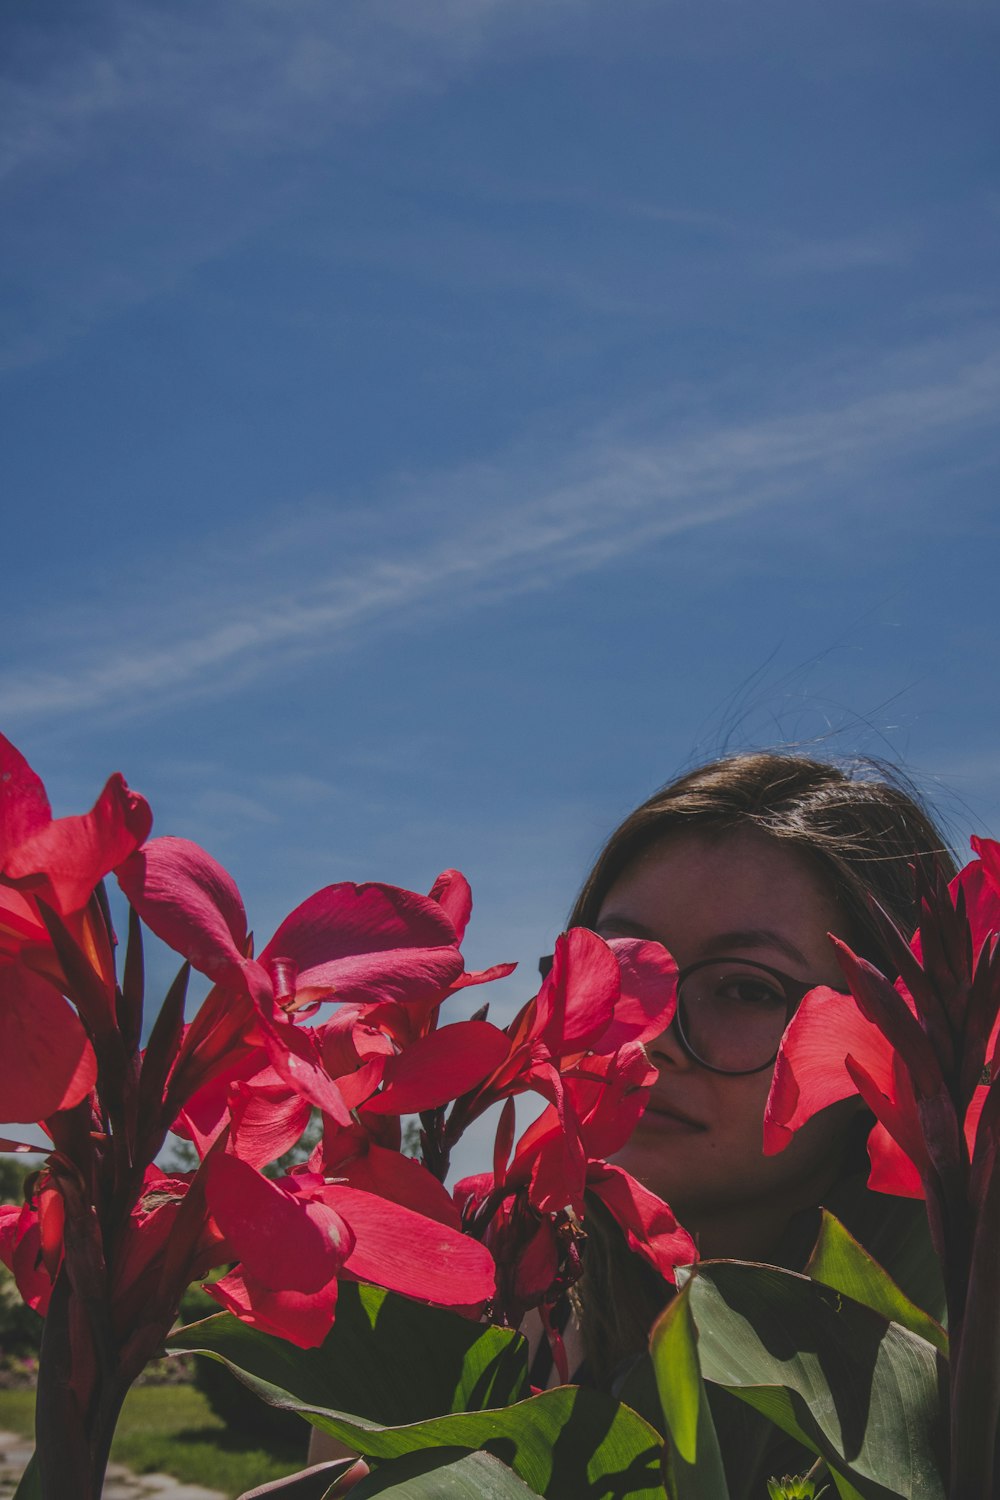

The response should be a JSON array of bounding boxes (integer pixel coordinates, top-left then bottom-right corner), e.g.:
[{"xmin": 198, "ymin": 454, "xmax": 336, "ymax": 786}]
[{"xmin": 0, "ymin": 1429, "xmax": 227, "ymax": 1500}]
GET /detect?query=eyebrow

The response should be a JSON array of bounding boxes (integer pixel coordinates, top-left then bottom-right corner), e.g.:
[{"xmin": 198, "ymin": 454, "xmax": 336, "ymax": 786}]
[{"xmin": 595, "ymin": 917, "xmax": 810, "ymax": 968}]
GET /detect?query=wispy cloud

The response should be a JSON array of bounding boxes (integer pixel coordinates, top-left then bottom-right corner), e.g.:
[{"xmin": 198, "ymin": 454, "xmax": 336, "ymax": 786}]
[
  {"xmin": 1, "ymin": 332, "xmax": 997, "ymax": 727},
  {"xmin": 0, "ymin": 0, "xmax": 578, "ymax": 186}
]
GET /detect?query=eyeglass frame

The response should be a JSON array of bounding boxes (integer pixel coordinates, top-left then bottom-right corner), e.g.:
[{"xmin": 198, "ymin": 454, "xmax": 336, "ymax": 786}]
[
  {"xmin": 536, "ymin": 951, "xmax": 822, "ymax": 1077},
  {"xmin": 673, "ymin": 955, "xmax": 820, "ymax": 1076}
]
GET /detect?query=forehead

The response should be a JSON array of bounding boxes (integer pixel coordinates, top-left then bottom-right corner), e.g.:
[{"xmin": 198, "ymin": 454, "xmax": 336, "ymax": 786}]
[{"xmin": 596, "ymin": 828, "xmax": 844, "ymax": 969}]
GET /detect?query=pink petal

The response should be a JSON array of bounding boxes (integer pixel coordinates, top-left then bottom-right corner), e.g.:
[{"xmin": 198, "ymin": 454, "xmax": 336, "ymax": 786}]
[
  {"xmin": 6, "ymin": 774, "xmax": 151, "ymax": 916},
  {"xmin": 963, "ymin": 842, "xmax": 1000, "ymax": 948},
  {"xmin": 117, "ymin": 837, "xmax": 250, "ymax": 984},
  {"xmin": 364, "ymin": 1021, "xmax": 510, "ymax": 1116},
  {"xmin": 427, "ymin": 869, "xmax": 472, "ymax": 943},
  {"xmin": 205, "ymin": 1154, "xmax": 353, "ymax": 1292},
  {"xmin": 166, "ymin": 993, "xmax": 268, "ymax": 1133},
  {"xmin": 586, "ymin": 1161, "xmax": 696, "ymax": 1281},
  {"xmin": 323, "ymin": 1184, "xmax": 495, "ymax": 1306},
  {"xmin": 261, "ymin": 883, "xmax": 461, "ymax": 1002},
  {"xmin": 337, "ymin": 1143, "xmax": 463, "ymax": 1230},
  {"xmin": 258, "ymin": 1012, "xmax": 352, "ymax": 1125},
  {"xmin": 513, "ymin": 1219, "xmax": 559, "ymax": 1304},
  {"xmin": 567, "ymin": 1043, "xmax": 656, "ymax": 1160},
  {"xmin": 448, "ymin": 961, "xmax": 518, "ymax": 991},
  {"xmin": 845, "ymin": 1054, "xmax": 930, "ymax": 1188},
  {"xmin": 0, "ymin": 888, "xmax": 47, "ymax": 961},
  {"xmin": 764, "ymin": 987, "xmax": 892, "ymax": 1153},
  {"xmin": 207, "ymin": 1266, "xmax": 339, "ymax": 1348},
  {"xmin": 228, "ymin": 1076, "xmax": 313, "ymax": 1171},
  {"xmin": 0, "ymin": 734, "xmax": 52, "ymax": 860},
  {"xmin": 318, "ymin": 1008, "xmax": 394, "ymax": 1074},
  {"xmin": 535, "ymin": 929, "xmax": 619, "ymax": 1056},
  {"xmin": 0, "ymin": 965, "xmax": 97, "ymax": 1120},
  {"xmin": 519, "ymin": 1066, "xmax": 586, "ymax": 1215},
  {"xmin": 0, "ymin": 1202, "xmax": 53, "ymax": 1314},
  {"xmin": 597, "ymin": 938, "xmax": 678, "ymax": 1051},
  {"xmin": 865, "ymin": 1120, "xmax": 925, "ymax": 1198}
]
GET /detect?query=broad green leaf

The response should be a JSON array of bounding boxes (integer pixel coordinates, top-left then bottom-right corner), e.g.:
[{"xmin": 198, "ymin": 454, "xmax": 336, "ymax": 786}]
[
  {"xmin": 827, "ymin": 1472, "xmax": 866, "ymax": 1500},
  {"xmin": 350, "ymin": 1448, "xmax": 543, "ymax": 1497},
  {"xmin": 686, "ymin": 1262, "xmax": 946, "ymax": 1500},
  {"xmin": 649, "ymin": 1280, "xmax": 730, "ymax": 1500},
  {"xmin": 806, "ymin": 1212, "xmax": 948, "ymax": 1356},
  {"xmin": 169, "ymin": 1281, "xmax": 529, "ymax": 1424},
  {"xmin": 171, "ymin": 1301, "xmax": 665, "ymax": 1500}
]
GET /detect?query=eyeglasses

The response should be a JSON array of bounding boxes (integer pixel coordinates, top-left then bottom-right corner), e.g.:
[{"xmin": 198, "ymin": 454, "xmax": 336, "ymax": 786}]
[
  {"xmin": 675, "ymin": 957, "xmax": 817, "ymax": 1075},
  {"xmin": 537, "ymin": 952, "xmax": 817, "ymax": 1076}
]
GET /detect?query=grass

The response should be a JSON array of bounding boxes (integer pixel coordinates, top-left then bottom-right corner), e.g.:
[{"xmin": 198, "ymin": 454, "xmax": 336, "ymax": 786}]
[{"xmin": 0, "ymin": 1382, "xmax": 311, "ymax": 1498}]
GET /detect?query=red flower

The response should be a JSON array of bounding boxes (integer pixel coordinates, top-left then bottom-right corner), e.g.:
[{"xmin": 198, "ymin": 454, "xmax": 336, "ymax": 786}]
[
  {"xmin": 0, "ymin": 734, "xmax": 150, "ymax": 1123},
  {"xmin": 203, "ymin": 1156, "xmax": 496, "ymax": 1348},
  {"xmin": 764, "ymin": 847, "xmax": 1000, "ymax": 1202}
]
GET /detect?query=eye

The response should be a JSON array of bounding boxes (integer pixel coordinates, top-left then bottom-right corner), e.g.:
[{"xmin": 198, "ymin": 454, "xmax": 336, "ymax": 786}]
[{"xmin": 714, "ymin": 974, "xmax": 786, "ymax": 1009}]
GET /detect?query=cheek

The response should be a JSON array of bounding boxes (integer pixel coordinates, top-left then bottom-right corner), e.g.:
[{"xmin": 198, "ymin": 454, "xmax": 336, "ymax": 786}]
[
  {"xmin": 709, "ymin": 1074, "xmax": 774, "ymax": 1143},
  {"xmin": 763, "ymin": 1097, "xmax": 863, "ymax": 1179}
]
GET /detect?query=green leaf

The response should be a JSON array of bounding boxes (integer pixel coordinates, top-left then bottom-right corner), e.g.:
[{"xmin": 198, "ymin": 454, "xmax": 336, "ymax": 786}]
[
  {"xmin": 648, "ymin": 1280, "xmax": 730, "ymax": 1500},
  {"xmin": 169, "ymin": 1281, "xmax": 529, "ymax": 1424},
  {"xmin": 806, "ymin": 1212, "xmax": 948, "ymax": 1356},
  {"xmin": 686, "ymin": 1262, "xmax": 946, "ymax": 1500},
  {"xmin": 350, "ymin": 1449, "xmax": 543, "ymax": 1497},
  {"xmin": 171, "ymin": 1296, "xmax": 665, "ymax": 1500}
]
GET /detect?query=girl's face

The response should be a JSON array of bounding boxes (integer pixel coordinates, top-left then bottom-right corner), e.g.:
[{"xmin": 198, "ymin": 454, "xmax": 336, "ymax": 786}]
[{"xmin": 596, "ymin": 828, "xmax": 858, "ymax": 1253}]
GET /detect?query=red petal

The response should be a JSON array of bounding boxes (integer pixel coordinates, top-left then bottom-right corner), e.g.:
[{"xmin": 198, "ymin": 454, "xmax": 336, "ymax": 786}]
[
  {"xmin": 567, "ymin": 1043, "xmax": 656, "ymax": 1159},
  {"xmin": 0, "ymin": 888, "xmax": 47, "ymax": 962},
  {"xmin": 586, "ymin": 1161, "xmax": 696, "ymax": 1281},
  {"xmin": 117, "ymin": 837, "xmax": 250, "ymax": 983},
  {"xmin": 598, "ymin": 938, "xmax": 678, "ymax": 1051},
  {"xmin": 365, "ymin": 1021, "xmax": 510, "ymax": 1116},
  {"xmin": 0, "ymin": 965, "xmax": 97, "ymax": 1119},
  {"xmin": 266, "ymin": 882, "xmax": 458, "ymax": 964},
  {"xmin": 6, "ymin": 774, "xmax": 151, "ymax": 916},
  {"xmin": 427, "ymin": 869, "xmax": 472, "ymax": 943},
  {"xmin": 865, "ymin": 1120, "xmax": 925, "ymax": 1198},
  {"xmin": 206, "ymin": 1154, "xmax": 353, "ymax": 1292},
  {"xmin": 845, "ymin": 1054, "xmax": 930, "ymax": 1188},
  {"xmin": 207, "ymin": 1266, "xmax": 338, "ymax": 1348},
  {"xmin": 324, "ymin": 1185, "xmax": 495, "ymax": 1305},
  {"xmin": 519, "ymin": 1067, "xmax": 586, "ymax": 1215},
  {"xmin": 229, "ymin": 1076, "xmax": 313, "ymax": 1171},
  {"xmin": 0, "ymin": 734, "xmax": 52, "ymax": 859},
  {"xmin": 338, "ymin": 1143, "xmax": 463, "ymax": 1230},
  {"xmin": 513, "ymin": 1219, "xmax": 559, "ymax": 1303},
  {"xmin": 764, "ymin": 987, "xmax": 892, "ymax": 1153},
  {"xmin": 0, "ymin": 1202, "xmax": 53, "ymax": 1314},
  {"xmin": 259, "ymin": 1012, "xmax": 352, "ymax": 1125},
  {"xmin": 449, "ymin": 961, "xmax": 518, "ymax": 991},
  {"xmin": 964, "ymin": 842, "xmax": 1000, "ymax": 949},
  {"xmin": 535, "ymin": 929, "xmax": 619, "ymax": 1055}
]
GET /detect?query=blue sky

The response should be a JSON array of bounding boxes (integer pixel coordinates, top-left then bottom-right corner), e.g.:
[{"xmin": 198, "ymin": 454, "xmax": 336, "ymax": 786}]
[{"xmin": 2, "ymin": 1, "xmax": 999, "ymax": 1168}]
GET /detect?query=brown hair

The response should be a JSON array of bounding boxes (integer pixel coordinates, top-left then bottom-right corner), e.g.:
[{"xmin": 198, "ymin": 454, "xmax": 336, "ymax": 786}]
[
  {"xmin": 570, "ymin": 752, "xmax": 955, "ymax": 971},
  {"xmin": 571, "ymin": 751, "xmax": 956, "ymax": 1385}
]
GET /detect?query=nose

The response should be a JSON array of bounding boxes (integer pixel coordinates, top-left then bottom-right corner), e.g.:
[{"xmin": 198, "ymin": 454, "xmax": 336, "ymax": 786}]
[{"xmin": 648, "ymin": 1015, "xmax": 693, "ymax": 1070}]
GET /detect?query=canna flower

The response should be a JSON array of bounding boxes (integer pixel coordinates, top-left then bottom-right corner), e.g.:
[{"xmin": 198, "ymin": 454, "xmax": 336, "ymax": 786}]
[
  {"xmin": 0, "ymin": 733, "xmax": 151, "ymax": 1121},
  {"xmin": 204, "ymin": 1154, "xmax": 496, "ymax": 1348}
]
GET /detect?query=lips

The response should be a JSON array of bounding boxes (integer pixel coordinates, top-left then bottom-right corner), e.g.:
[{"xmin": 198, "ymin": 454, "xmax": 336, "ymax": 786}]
[{"xmin": 644, "ymin": 1098, "xmax": 706, "ymax": 1130}]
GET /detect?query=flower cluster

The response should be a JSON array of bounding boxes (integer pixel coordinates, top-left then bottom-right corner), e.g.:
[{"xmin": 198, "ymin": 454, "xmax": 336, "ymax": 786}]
[
  {"xmin": 764, "ymin": 843, "xmax": 1000, "ymax": 1497},
  {"xmin": 0, "ymin": 732, "xmax": 692, "ymax": 1496}
]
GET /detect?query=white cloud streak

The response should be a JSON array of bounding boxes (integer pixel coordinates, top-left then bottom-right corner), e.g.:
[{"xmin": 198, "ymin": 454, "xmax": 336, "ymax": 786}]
[
  {"xmin": 1, "ymin": 335, "xmax": 997, "ymax": 726},
  {"xmin": 0, "ymin": 0, "xmax": 578, "ymax": 185}
]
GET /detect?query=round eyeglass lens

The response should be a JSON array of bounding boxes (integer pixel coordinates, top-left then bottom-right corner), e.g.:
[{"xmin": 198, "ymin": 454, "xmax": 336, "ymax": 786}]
[{"xmin": 678, "ymin": 962, "xmax": 790, "ymax": 1073}]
